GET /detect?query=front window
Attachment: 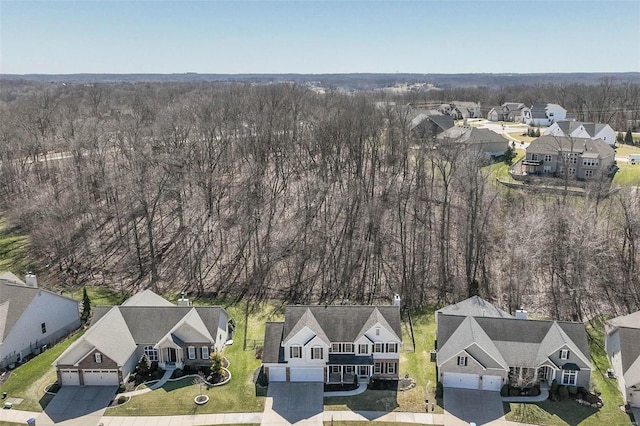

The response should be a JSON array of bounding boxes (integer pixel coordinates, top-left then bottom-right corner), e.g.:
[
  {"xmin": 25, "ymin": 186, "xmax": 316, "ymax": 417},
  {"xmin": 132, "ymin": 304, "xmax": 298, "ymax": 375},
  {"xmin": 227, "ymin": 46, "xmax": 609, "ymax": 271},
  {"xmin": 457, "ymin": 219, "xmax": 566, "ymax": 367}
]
[
  {"xmin": 290, "ymin": 345, "xmax": 302, "ymax": 358},
  {"xmin": 374, "ymin": 362, "xmax": 382, "ymax": 374},
  {"xmin": 144, "ymin": 345, "xmax": 158, "ymax": 362},
  {"xmin": 358, "ymin": 344, "xmax": 369, "ymax": 354},
  {"xmin": 94, "ymin": 353, "xmax": 102, "ymax": 363},
  {"xmin": 387, "ymin": 362, "xmax": 396, "ymax": 375},
  {"xmin": 331, "ymin": 343, "xmax": 340, "ymax": 353},
  {"xmin": 560, "ymin": 349, "xmax": 569, "ymax": 360},
  {"xmin": 585, "ymin": 170, "xmax": 594, "ymax": 177},
  {"xmin": 457, "ymin": 356, "xmax": 468, "ymax": 366},
  {"xmin": 343, "ymin": 343, "xmax": 353, "ymax": 353},
  {"xmin": 41, "ymin": 322, "xmax": 47, "ymax": 334},
  {"xmin": 201, "ymin": 346, "xmax": 210, "ymax": 360},
  {"xmin": 544, "ymin": 154, "xmax": 552, "ymax": 162},
  {"xmin": 374, "ymin": 343, "xmax": 383, "ymax": 353},
  {"xmin": 386, "ymin": 343, "xmax": 398, "ymax": 353},
  {"xmin": 562, "ymin": 370, "xmax": 577, "ymax": 385},
  {"xmin": 188, "ymin": 346, "xmax": 196, "ymax": 360},
  {"xmin": 311, "ymin": 347, "xmax": 323, "ymax": 359}
]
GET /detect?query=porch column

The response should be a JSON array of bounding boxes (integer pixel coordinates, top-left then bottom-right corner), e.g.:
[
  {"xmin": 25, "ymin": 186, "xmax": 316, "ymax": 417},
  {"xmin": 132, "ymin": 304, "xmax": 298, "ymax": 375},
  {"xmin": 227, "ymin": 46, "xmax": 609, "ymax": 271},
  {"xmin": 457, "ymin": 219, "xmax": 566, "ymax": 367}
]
[{"xmin": 340, "ymin": 366, "xmax": 343, "ymax": 383}]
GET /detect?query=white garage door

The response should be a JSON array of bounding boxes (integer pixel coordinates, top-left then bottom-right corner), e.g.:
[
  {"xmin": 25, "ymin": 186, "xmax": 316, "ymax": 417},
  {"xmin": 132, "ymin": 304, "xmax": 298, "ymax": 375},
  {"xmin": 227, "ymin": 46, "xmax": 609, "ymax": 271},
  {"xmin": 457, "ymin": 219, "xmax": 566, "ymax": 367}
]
[
  {"xmin": 481, "ymin": 375, "xmax": 502, "ymax": 391},
  {"xmin": 269, "ymin": 367, "xmax": 287, "ymax": 382},
  {"xmin": 290, "ymin": 367, "xmax": 324, "ymax": 382},
  {"xmin": 82, "ymin": 369, "xmax": 119, "ymax": 386},
  {"xmin": 443, "ymin": 372, "xmax": 479, "ymax": 389},
  {"xmin": 60, "ymin": 369, "xmax": 80, "ymax": 386},
  {"xmin": 630, "ymin": 389, "xmax": 640, "ymax": 407}
]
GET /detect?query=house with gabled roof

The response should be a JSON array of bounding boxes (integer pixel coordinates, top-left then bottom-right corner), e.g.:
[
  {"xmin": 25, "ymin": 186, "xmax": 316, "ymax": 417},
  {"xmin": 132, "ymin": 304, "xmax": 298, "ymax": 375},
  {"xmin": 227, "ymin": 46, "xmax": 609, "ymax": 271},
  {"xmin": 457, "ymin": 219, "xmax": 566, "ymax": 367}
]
[
  {"xmin": 544, "ymin": 121, "xmax": 616, "ymax": 146},
  {"xmin": 522, "ymin": 103, "xmax": 567, "ymax": 126},
  {"xmin": 262, "ymin": 297, "xmax": 402, "ymax": 384},
  {"xmin": 409, "ymin": 111, "xmax": 455, "ymax": 139},
  {"xmin": 436, "ymin": 126, "xmax": 509, "ymax": 158},
  {"xmin": 436, "ymin": 296, "xmax": 592, "ymax": 391},
  {"xmin": 53, "ymin": 290, "xmax": 229, "ymax": 386},
  {"xmin": 522, "ymin": 135, "xmax": 615, "ymax": 179},
  {"xmin": 605, "ymin": 311, "xmax": 640, "ymax": 408},
  {"xmin": 487, "ymin": 103, "xmax": 526, "ymax": 122},
  {"xmin": 0, "ymin": 272, "xmax": 81, "ymax": 368}
]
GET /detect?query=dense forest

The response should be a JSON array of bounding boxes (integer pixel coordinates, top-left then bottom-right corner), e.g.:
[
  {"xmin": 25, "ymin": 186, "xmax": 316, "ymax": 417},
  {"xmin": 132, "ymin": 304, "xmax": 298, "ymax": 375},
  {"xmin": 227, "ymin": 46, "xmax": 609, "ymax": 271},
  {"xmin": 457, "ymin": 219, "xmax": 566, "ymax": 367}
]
[{"xmin": 0, "ymin": 79, "xmax": 639, "ymax": 322}]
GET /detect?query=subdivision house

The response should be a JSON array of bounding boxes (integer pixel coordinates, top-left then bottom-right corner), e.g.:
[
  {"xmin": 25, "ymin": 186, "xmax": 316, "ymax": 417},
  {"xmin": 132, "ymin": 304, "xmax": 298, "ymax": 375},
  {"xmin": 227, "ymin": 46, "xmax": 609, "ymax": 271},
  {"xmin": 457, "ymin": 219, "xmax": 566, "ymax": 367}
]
[
  {"xmin": 544, "ymin": 121, "xmax": 617, "ymax": 146},
  {"xmin": 487, "ymin": 102, "xmax": 526, "ymax": 122},
  {"xmin": 0, "ymin": 272, "xmax": 81, "ymax": 368},
  {"xmin": 54, "ymin": 290, "xmax": 229, "ymax": 386},
  {"xmin": 605, "ymin": 311, "xmax": 640, "ymax": 408},
  {"xmin": 436, "ymin": 126, "xmax": 509, "ymax": 158},
  {"xmin": 409, "ymin": 112, "xmax": 455, "ymax": 139},
  {"xmin": 521, "ymin": 103, "xmax": 567, "ymax": 126},
  {"xmin": 439, "ymin": 102, "xmax": 481, "ymax": 120},
  {"xmin": 262, "ymin": 296, "xmax": 402, "ymax": 384},
  {"xmin": 436, "ymin": 296, "xmax": 592, "ymax": 391},
  {"xmin": 522, "ymin": 135, "xmax": 615, "ymax": 179}
]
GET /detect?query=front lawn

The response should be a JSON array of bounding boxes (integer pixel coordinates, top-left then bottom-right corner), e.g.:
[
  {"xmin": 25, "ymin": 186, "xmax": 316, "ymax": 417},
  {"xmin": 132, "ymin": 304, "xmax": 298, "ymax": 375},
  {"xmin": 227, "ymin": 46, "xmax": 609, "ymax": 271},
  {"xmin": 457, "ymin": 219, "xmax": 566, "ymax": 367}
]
[
  {"xmin": 613, "ymin": 162, "xmax": 640, "ymax": 186},
  {"xmin": 0, "ymin": 216, "xmax": 31, "ymax": 272},
  {"xmin": 0, "ymin": 332, "xmax": 83, "ymax": 412},
  {"xmin": 505, "ymin": 319, "xmax": 631, "ymax": 426},
  {"xmin": 324, "ymin": 308, "xmax": 442, "ymax": 414},
  {"xmin": 105, "ymin": 303, "xmax": 275, "ymax": 415}
]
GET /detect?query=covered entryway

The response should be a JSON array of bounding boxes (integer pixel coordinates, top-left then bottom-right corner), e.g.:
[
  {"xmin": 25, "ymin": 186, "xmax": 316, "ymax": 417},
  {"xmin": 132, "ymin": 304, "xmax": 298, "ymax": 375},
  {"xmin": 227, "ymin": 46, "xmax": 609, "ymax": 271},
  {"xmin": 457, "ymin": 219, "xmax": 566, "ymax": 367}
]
[
  {"xmin": 290, "ymin": 367, "xmax": 324, "ymax": 382},
  {"xmin": 268, "ymin": 366, "xmax": 287, "ymax": 382},
  {"xmin": 443, "ymin": 372, "xmax": 479, "ymax": 389},
  {"xmin": 482, "ymin": 375, "xmax": 502, "ymax": 391},
  {"xmin": 60, "ymin": 369, "xmax": 80, "ymax": 386},
  {"xmin": 82, "ymin": 369, "xmax": 119, "ymax": 386}
]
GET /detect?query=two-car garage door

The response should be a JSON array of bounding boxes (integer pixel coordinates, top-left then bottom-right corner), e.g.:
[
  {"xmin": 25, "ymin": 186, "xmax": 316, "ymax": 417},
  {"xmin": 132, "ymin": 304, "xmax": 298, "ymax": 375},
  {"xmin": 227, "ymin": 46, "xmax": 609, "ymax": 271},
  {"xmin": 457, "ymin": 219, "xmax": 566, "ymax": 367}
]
[
  {"xmin": 268, "ymin": 366, "xmax": 324, "ymax": 382},
  {"xmin": 442, "ymin": 372, "xmax": 502, "ymax": 391}
]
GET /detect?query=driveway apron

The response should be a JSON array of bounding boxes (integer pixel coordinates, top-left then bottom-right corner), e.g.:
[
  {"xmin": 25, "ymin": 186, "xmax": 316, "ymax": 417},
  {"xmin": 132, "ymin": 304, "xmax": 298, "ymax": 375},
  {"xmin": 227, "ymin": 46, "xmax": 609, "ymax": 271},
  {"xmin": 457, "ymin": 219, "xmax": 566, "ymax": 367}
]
[
  {"xmin": 262, "ymin": 382, "xmax": 324, "ymax": 426},
  {"xmin": 39, "ymin": 386, "xmax": 117, "ymax": 426},
  {"xmin": 444, "ymin": 388, "xmax": 506, "ymax": 425}
]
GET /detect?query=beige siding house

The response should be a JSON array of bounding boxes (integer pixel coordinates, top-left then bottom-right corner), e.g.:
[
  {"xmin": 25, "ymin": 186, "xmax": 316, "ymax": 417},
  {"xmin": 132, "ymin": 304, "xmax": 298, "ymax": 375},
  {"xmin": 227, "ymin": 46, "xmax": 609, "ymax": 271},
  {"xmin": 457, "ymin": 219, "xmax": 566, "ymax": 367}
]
[{"xmin": 437, "ymin": 126, "xmax": 509, "ymax": 158}]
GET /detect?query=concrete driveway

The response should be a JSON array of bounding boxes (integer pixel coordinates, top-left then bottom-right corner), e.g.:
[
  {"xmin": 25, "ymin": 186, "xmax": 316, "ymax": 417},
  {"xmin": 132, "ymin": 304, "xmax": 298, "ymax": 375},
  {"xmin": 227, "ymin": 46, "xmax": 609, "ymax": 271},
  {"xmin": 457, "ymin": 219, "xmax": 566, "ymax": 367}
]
[
  {"xmin": 443, "ymin": 388, "xmax": 505, "ymax": 426},
  {"xmin": 39, "ymin": 386, "xmax": 117, "ymax": 426},
  {"xmin": 262, "ymin": 382, "xmax": 324, "ymax": 425}
]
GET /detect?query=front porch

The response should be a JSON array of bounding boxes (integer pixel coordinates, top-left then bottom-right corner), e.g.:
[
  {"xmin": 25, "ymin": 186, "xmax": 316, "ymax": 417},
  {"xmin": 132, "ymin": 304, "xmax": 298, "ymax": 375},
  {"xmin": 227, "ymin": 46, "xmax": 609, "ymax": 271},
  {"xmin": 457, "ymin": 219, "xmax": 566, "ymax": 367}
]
[
  {"xmin": 508, "ymin": 365, "xmax": 559, "ymax": 387},
  {"xmin": 158, "ymin": 346, "xmax": 184, "ymax": 370},
  {"xmin": 327, "ymin": 354, "xmax": 373, "ymax": 384}
]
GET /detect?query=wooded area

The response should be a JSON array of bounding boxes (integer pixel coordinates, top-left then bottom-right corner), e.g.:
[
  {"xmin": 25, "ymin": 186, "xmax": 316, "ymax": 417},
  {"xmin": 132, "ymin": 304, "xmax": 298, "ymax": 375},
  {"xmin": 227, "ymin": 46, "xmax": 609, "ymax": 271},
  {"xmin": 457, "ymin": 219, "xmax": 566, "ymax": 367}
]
[{"xmin": 0, "ymin": 80, "xmax": 639, "ymax": 321}]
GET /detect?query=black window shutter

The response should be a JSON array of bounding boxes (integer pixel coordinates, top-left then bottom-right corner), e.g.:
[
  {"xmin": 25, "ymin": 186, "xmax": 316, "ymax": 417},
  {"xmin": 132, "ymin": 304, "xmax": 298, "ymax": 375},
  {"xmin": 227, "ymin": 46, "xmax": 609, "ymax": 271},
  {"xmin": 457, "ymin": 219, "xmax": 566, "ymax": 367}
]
[{"xmin": 567, "ymin": 351, "xmax": 570, "ymax": 359}]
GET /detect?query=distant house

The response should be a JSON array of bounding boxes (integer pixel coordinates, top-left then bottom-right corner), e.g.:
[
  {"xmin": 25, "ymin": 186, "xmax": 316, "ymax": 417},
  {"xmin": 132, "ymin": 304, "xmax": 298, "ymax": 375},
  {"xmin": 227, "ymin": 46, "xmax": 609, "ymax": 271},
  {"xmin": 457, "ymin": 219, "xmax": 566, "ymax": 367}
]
[
  {"xmin": 605, "ymin": 311, "xmax": 640, "ymax": 408},
  {"xmin": 409, "ymin": 112, "xmax": 455, "ymax": 139},
  {"xmin": 544, "ymin": 121, "xmax": 616, "ymax": 146},
  {"xmin": 522, "ymin": 135, "xmax": 615, "ymax": 179},
  {"xmin": 487, "ymin": 103, "xmax": 526, "ymax": 122},
  {"xmin": 0, "ymin": 272, "xmax": 80, "ymax": 369},
  {"xmin": 54, "ymin": 290, "xmax": 230, "ymax": 386},
  {"xmin": 522, "ymin": 103, "xmax": 567, "ymax": 126},
  {"xmin": 436, "ymin": 296, "xmax": 592, "ymax": 391},
  {"xmin": 261, "ymin": 297, "xmax": 402, "ymax": 384},
  {"xmin": 436, "ymin": 126, "xmax": 509, "ymax": 158},
  {"xmin": 439, "ymin": 102, "xmax": 481, "ymax": 120}
]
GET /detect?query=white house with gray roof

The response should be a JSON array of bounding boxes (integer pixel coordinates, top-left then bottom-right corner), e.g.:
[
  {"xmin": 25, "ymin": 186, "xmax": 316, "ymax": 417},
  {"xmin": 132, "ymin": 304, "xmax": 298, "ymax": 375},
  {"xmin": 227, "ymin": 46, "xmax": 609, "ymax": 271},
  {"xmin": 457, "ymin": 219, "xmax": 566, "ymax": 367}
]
[
  {"xmin": 0, "ymin": 272, "xmax": 80, "ymax": 369},
  {"xmin": 544, "ymin": 121, "xmax": 616, "ymax": 146},
  {"xmin": 436, "ymin": 296, "xmax": 592, "ymax": 391},
  {"xmin": 262, "ymin": 300, "xmax": 401, "ymax": 384},
  {"xmin": 605, "ymin": 311, "xmax": 640, "ymax": 408},
  {"xmin": 53, "ymin": 290, "xmax": 229, "ymax": 386},
  {"xmin": 521, "ymin": 103, "xmax": 567, "ymax": 126}
]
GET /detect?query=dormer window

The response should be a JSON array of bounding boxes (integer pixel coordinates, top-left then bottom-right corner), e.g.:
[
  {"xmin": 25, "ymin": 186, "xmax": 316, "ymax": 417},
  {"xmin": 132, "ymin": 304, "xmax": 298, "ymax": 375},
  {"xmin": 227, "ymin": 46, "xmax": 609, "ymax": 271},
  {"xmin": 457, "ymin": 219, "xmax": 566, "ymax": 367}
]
[
  {"xmin": 94, "ymin": 353, "xmax": 102, "ymax": 363},
  {"xmin": 560, "ymin": 349, "xmax": 570, "ymax": 360}
]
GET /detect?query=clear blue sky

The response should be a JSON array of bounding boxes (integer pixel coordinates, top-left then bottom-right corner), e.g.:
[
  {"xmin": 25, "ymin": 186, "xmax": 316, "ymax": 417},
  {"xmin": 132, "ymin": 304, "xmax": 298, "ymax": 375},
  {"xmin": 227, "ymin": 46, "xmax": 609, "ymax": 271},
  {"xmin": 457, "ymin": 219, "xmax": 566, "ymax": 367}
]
[{"xmin": 1, "ymin": 1, "xmax": 639, "ymax": 74}]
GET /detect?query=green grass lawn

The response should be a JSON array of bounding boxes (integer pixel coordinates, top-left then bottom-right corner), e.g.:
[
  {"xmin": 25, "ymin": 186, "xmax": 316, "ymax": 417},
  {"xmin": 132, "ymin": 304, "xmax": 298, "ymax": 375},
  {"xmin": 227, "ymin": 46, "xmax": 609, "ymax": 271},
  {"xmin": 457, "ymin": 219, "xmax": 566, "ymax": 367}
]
[
  {"xmin": 614, "ymin": 143, "xmax": 640, "ymax": 158},
  {"xmin": 0, "ymin": 216, "xmax": 31, "ymax": 273},
  {"xmin": 505, "ymin": 320, "xmax": 631, "ymax": 426},
  {"xmin": 0, "ymin": 332, "xmax": 83, "ymax": 412},
  {"xmin": 324, "ymin": 307, "xmax": 442, "ymax": 414},
  {"xmin": 105, "ymin": 302, "xmax": 277, "ymax": 416},
  {"xmin": 483, "ymin": 150, "xmax": 525, "ymax": 184},
  {"xmin": 613, "ymin": 162, "xmax": 640, "ymax": 186}
]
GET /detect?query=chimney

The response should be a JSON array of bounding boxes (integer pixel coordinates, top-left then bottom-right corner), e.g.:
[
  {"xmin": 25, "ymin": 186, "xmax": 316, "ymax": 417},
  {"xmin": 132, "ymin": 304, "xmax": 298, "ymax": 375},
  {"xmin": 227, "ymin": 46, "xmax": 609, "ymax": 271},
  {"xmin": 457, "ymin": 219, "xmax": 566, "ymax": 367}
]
[
  {"xmin": 177, "ymin": 293, "xmax": 190, "ymax": 307},
  {"xmin": 25, "ymin": 273, "xmax": 38, "ymax": 288},
  {"xmin": 393, "ymin": 294, "xmax": 401, "ymax": 307},
  {"xmin": 515, "ymin": 309, "xmax": 528, "ymax": 320}
]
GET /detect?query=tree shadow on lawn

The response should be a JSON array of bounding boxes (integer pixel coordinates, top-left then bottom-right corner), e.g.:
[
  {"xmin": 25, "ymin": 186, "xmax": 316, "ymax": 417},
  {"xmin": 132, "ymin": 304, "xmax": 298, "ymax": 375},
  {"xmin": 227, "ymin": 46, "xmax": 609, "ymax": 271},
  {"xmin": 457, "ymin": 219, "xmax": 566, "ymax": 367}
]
[{"xmin": 504, "ymin": 400, "xmax": 599, "ymax": 425}]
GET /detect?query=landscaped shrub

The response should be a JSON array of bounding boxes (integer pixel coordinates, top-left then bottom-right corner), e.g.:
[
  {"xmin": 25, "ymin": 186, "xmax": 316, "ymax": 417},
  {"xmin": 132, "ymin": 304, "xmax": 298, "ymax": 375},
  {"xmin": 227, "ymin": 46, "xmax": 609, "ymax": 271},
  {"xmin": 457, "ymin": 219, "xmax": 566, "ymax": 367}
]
[
  {"xmin": 550, "ymin": 379, "xmax": 559, "ymax": 396},
  {"xmin": 500, "ymin": 384, "xmax": 510, "ymax": 397},
  {"xmin": 172, "ymin": 368, "xmax": 184, "ymax": 379},
  {"xmin": 568, "ymin": 385, "xmax": 577, "ymax": 395},
  {"xmin": 529, "ymin": 385, "xmax": 541, "ymax": 396},
  {"xmin": 558, "ymin": 385, "xmax": 569, "ymax": 401},
  {"xmin": 117, "ymin": 395, "xmax": 127, "ymax": 405},
  {"xmin": 209, "ymin": 352, "xmax": 225, "ymax": 382},
  {"xmin": 509, "ymin": 387, "xmax": 521, "ymax": 396},
  {"xmin": 585, "ymin": 392, "xmax": 600, "ymax": 404},
  {"xmin": 435, "ymin": 382, "xmax": 443, "ymax": 398}
]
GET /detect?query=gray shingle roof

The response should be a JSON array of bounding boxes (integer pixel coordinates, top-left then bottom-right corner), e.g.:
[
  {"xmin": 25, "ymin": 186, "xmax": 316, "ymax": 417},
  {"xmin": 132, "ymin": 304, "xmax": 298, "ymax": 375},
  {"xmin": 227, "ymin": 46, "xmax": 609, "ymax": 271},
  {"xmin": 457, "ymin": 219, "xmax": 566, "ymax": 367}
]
[
  {"xmin": 437, "ymin": 126, "xmax": 508, "ymax": 146},
  {"xmin": 282, "ymin": 305, "xmax": 401, "ymax": 344},
  {"xmin": 437, "ymin": 316, "xmax": 508, "ymax": 369},
  {"xmin": 527, "ymin": 136, "xmax": 615, "ymax": 158},
  {"xmin": 437, "ymin": 296, "xmax": 513, "ymax": 319},
  {"xmin": 262, "ymin": 322, "xmax": 284, "ymax": 363}
]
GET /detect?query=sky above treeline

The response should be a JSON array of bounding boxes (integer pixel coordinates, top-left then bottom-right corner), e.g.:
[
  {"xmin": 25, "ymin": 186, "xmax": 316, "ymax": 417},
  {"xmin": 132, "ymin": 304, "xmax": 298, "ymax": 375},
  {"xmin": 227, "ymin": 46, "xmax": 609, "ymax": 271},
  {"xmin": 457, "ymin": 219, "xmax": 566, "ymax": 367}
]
[{"xmin": 1, "ymin": 0, "xmax": 639, "ymax": 75}]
